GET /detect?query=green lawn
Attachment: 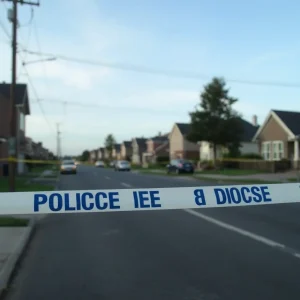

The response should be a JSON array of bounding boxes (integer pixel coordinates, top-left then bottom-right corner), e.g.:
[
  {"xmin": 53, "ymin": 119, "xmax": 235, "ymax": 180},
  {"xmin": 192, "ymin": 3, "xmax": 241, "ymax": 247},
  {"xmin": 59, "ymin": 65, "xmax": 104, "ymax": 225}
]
[
  {"xmin": 0, "ymin": 217, "xmax": 29, "ymax": 227},
  {"xmin": 196, "ymin": 169, "xmax": 265, "ymax": 176},
  {"xmin": 194, "ymin": 175, "xmax": 279, "ymax": 184},
  {"xmin": 0, "ymin": 177, "xmax": 55, "ymax": 192}
]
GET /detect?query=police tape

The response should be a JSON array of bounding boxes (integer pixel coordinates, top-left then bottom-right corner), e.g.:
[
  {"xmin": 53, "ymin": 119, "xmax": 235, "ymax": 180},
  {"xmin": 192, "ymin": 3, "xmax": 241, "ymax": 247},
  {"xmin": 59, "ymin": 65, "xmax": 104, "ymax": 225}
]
[
  {"xmin": 0, "ymin": 157, "xmax": 59, "ymax": 164},
  {"xmin": 0, "ymin": 183, "xmax": 299, "ymax": 215}
]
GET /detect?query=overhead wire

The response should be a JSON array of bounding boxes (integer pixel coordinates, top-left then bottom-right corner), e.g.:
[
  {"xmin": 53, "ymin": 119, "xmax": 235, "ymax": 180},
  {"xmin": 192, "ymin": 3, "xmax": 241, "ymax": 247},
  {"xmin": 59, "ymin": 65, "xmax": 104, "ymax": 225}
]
[
  {"xmin": 21, "ymin": 49, "xmax": 300, "ymax": 89},
  {"xmin": 0, "ymin": 9, "xmax": 54, "ymax": 131}
]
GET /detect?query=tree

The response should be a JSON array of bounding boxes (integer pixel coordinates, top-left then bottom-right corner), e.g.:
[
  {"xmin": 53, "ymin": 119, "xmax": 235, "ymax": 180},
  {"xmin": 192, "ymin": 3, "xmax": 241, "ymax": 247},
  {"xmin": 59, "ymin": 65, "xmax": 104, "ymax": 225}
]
[
  {"xmin": 187, "ymin": 77, "xmax": 244, "ymax": 164},
  {"xmin": 81, "ymin": 150, "xmax": 90, "ymax": 161},
  {"xmin": 105, "ymin": 134, "xmax": 116, "ymax": 159}
]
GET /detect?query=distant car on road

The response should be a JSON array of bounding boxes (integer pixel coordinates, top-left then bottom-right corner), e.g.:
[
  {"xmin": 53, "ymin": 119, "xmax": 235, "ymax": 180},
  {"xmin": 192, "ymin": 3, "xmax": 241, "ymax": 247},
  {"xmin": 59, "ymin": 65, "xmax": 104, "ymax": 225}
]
[
  {"xmin": 60, "ymin": 160, "xmax": 77, "ymax": 175},
  {"xmin": 166, "ymin": 159, "xmax": 194, "ymax": 174},
  {"xmin": 95, "ymin": 160, "xmax": 105, "ymax": 167},
  {"xmin": 115, "ymin": 160, "xmax": 131, "ymax": 171}
]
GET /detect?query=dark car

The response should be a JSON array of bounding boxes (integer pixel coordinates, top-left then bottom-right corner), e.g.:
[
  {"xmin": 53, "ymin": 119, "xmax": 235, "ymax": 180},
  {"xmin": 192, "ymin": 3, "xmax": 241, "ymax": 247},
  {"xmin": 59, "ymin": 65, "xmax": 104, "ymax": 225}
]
[{"xmin": 166, "ymin": 159, "xmax": 194, "ymax": 174}]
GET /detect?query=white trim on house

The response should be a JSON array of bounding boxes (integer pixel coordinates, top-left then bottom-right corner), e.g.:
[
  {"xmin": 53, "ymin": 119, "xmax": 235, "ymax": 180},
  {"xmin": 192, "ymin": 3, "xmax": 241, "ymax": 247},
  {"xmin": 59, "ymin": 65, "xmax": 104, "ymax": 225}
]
[{"xmin": 252, "ymin": 110, "xmax": 295, "ymax": 141}]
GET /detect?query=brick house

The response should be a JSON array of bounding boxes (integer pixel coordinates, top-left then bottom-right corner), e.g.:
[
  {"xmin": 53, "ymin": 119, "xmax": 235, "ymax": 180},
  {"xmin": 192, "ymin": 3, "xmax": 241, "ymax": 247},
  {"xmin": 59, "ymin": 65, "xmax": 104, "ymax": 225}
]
[
  {"xmin": 252, "ymin": 109, "xmax": 300, "ymax": 168},
  {"xmin": 169, "ymin": 123, "xmax": 199, "ymax": 160},
  {"xmin": 0, "ymin": 83, "xmax": 30, "ymax": 175},
  {"xmin": 142, "ymin": 132, "xmax": 169, "ymax": 164},
  {"xmin": 132, "ymin": 137, "xmax": 147, "ymax": 164},
  {"xmin": 121, "ymin": 141, "xmax": 132, "ymax": 161}
]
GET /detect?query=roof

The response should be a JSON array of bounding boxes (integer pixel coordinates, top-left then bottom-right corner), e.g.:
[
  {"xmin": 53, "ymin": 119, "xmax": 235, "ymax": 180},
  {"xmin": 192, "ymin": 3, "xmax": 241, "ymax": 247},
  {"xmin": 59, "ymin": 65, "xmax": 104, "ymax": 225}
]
[
  {"xmin": 114, "ymin": 144, "xmax": 121, "ymax": 151},
  {"xmin": 240, "ymin": 119, "xmax": 259, "ymax": 142},
  {"xmin": 135, "ymin": 138, "xmax": 147, "ymax": 145},
  {"xmin": 0, "ymin": 83, "xmax": 30, "ymax": 115},
  {"xmin": 123, "ymin": 141, "xmax": 131, "ymax": 147},
  {"xmin": 273, "ymin": 110, "xmax": 300, "ymax": 136},
  {"xmin": 176, "ymin": 123, "xmax": 191, "ymax": 135},
  {"xmin": 151, "ymin": 134, "xmax": 169, "ymax": 142}
]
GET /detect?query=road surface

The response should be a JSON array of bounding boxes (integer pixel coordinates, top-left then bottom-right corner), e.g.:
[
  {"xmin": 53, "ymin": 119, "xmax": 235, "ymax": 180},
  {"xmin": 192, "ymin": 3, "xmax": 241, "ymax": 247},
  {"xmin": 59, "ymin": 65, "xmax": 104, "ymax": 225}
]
[{"xmin": 3, "ymin": 165, "xmax": 300, "ymax": 300}]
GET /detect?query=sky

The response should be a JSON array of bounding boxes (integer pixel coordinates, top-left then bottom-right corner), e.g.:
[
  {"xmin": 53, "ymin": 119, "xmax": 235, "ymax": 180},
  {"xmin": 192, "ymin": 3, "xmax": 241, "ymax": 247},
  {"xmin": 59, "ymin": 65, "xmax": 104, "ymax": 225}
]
[{"xmin": 1, "ymin": 0, "xmax": 300, "ymax": 156}]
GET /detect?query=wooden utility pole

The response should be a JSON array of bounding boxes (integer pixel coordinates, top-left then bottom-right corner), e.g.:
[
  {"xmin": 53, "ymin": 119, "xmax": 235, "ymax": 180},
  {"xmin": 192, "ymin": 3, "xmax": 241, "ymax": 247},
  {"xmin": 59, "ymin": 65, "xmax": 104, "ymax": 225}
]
[{"xmin": 3, "ymin": 0, "xmax": 39, "ymax": 192}]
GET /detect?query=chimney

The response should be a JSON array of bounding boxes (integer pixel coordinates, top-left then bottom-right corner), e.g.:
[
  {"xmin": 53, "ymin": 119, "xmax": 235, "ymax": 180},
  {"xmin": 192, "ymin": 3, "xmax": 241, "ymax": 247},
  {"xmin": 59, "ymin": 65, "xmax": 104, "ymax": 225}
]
[{"xmin": 252, "ymin": 115, "xmax": 258, "ymax": 126}]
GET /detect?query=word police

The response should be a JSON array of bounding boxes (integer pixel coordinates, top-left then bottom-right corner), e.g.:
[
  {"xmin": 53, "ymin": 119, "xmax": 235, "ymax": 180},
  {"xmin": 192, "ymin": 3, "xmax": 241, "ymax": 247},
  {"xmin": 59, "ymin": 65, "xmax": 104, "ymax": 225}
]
[{"xmin": 33, "ymin": 185, "xmax": 272, "ymax": 212}]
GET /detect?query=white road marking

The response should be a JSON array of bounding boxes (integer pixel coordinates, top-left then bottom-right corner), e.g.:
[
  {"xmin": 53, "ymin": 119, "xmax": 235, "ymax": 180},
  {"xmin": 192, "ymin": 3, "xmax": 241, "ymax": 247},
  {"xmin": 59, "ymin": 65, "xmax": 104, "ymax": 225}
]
[
  {"xmin": 184, "ymin": 208, "xmax": 300, "ymax": 260},
  {"xmin": 121, "ymin": 182, "xmax": 132, "ymax": 188},
  {"xmin": 105, "ymin": 176, "xmax": 110, "ymax": 180}
]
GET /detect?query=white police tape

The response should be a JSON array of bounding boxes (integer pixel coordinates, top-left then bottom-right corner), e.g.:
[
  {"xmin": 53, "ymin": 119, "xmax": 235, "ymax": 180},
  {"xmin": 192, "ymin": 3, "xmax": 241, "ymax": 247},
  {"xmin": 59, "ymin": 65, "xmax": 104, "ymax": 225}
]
[{"xmin": 0, "ymin": 183, "xmax": 299, "ymax": 215}]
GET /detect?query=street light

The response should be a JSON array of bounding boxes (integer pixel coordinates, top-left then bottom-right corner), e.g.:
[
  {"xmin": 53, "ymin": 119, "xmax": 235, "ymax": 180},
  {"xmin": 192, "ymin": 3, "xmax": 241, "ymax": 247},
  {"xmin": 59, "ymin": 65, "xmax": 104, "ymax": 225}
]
[{"xmin": 22, "ymin": 57, "xmax": 57, "ymax": 66}]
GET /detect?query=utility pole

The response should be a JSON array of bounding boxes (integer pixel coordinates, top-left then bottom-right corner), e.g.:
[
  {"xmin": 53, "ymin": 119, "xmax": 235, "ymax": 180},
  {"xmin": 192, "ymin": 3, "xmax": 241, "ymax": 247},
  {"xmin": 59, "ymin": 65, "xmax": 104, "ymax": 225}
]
[
  {"xmin": 4, "ymin": 0, "xmax": 40, "ymax": 192},
  {"xmin": 56, "ymin": 123, "xmax": 61, "ymax": 161}
]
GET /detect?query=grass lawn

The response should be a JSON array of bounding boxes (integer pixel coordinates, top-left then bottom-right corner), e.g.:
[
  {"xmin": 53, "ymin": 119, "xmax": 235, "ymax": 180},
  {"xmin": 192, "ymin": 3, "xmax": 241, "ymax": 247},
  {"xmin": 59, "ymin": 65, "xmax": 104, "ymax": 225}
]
[
  {"xmin": 0, "ymin": 217, "xmax": 29, "ymax": 227},
  {"xmin": 196, "ymin": 169, "xmax": 265, "ymax": 176},
  {"xmin": 194, "ymin": 175, "xmax": 279, "ymax": 184},
  {"xmin": 0, "ymin": 177, "xmax": 55, "ymax": 192}
]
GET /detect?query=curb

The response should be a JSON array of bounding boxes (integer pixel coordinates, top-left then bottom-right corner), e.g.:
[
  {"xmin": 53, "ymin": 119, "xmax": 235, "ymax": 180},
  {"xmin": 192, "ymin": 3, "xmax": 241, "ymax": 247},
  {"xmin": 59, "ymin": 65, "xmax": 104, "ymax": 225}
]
[{"xmin": 0, "ymin": 218, "xmax": 36, "ymax": 297}]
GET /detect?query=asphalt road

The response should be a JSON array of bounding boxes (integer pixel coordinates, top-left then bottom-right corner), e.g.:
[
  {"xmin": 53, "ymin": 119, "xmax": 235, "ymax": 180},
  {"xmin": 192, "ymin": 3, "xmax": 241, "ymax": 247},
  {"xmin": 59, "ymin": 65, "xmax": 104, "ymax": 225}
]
[{"xmin": 3, "ymin": 165, "xmax": 300, "ymax": 300}]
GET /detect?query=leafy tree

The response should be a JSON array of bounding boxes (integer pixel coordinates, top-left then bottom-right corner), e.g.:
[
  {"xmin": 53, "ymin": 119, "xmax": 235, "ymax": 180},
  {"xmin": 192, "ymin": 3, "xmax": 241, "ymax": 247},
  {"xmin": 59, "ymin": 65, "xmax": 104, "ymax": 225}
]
[
  {"xmin": 187, "ymin": 77, "xmax": 244, "ymax": 164},
  {"xmin": 105, "ymin": 134, "xmax": 116, "ymax": 159},
  {"xmin": 81, "ymin": 150, "xmax": 90, "ymax": 161}
]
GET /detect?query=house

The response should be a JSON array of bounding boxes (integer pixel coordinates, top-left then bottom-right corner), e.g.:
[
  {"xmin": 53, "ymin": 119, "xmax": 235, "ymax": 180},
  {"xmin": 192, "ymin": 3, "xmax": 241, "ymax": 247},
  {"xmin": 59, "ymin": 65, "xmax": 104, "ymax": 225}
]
[
  {"xmin": 121, "ymin": 141, "xmax": 132, "ymax": 161},
  {"xmin": 169, "ymin": 123, "xmax": 199, "ymax": 160},
  {"xmin": 252, "ymin": 109, "xmax": 300, "ymax": 168},
  {"xmin": 89, "ymin": 149, "xmax": 97, "ymax": 163},
  {"xmin": 142, "ymin": 132, "xmax": 169, "ymax": 164},
  {"xmin": 0, "ymin": 83, "xmax": 30, "ymax": 175},
  {"xmin": 199, "ymin": 115, "xmax": 259, "ymax": 160},
  {"xmin": 97, "ymin": 147, "xmax": 105, "ymax": 160},
  {"xmin": 112, "ymin": 144, "xmax": 121, "ymax": 160},
  {"xmin": 132, "ymin": 137, "xmax": 147, "ymax": 164}
]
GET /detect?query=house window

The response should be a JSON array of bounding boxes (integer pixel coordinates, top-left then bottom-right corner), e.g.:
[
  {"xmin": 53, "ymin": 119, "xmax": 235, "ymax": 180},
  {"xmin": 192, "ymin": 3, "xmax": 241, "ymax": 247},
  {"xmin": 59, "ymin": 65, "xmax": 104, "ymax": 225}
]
[
  {"xmin": 272, "ymin": 141, "xmax": 284, "ymax": 160},
  {"xmin": 262, "ymin": 142, "xmax": 271, "ymax": 160}
]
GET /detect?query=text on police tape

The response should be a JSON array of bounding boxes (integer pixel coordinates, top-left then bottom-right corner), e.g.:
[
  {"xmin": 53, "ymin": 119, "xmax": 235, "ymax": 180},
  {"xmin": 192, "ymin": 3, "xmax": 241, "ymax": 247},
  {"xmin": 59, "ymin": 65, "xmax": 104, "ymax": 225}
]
[{"xmin": 1, "ymin": 183, "xmax": 299, "ymax": 215}]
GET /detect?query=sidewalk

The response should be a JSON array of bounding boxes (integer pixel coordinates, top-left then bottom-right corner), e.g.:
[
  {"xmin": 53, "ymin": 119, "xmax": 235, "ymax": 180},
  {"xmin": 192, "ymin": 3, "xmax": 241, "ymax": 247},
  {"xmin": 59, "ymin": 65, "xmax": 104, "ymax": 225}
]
[{"xmin": 0, "ymin": 169, "xmax": 59, "ymax": 296}]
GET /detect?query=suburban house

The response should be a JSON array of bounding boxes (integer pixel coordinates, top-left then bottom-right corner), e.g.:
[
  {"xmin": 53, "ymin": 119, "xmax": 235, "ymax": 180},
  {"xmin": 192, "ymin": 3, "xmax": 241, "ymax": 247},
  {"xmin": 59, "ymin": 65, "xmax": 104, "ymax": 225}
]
[
  {"xmin": 89, "ymin": 149, "xmax": 97, "ymax": 163},
  {"xmin": 199, "ymin": 116, "xmax": 259, "ymax": 160},
  {"xmin": 97, "ymin": 147, "xmax": 105, "ymax": 160},
  {"xmin": 132, "ymin": 137, "xmax": 147, "ymax": 164},
  {"xmin": 169, "ymin": 123, "xmax": 199, "ymax": 160},
  {"xmin": 121, "ymin": 141, "xmax": 132, "ymax": 161},
  {"xmin": 112, "ymin": 144, "xmax": 121, "ymax": 160},
  {"xmin": 0, "ymin": 83, "xmax": 30, "ymax": 175},
  {"xmin": 142, "ymin": 132, "xmax": 169, "ymax": 165},
  {"xmin": 252, "ymin": 109, "xmax": 300, "ymax": 168}
]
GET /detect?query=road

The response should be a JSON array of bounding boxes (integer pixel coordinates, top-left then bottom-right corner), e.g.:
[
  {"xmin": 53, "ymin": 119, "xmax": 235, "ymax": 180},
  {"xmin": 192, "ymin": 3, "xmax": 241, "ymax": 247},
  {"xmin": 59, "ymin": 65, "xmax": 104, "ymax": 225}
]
[{"xmin": 3, "ymin": 165, "xmax": 300, "ymax": 300}]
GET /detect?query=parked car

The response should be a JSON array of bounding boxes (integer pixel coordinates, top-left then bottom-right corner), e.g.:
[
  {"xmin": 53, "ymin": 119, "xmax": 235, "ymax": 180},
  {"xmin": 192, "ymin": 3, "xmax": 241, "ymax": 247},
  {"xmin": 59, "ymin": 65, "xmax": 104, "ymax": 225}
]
[
  {"xmin": 115, "ymin": 160, "xmax": 131, "ymax": 171},
  {"xmin": 60, "ymin": 160, "xmax": 77, "ymax": 175},
  {"xmin": 95, "ymin": 160, "xmax": 105, "ymax": 167},
  {"xmin": 166, "ymin": 159, "xmax": 194, "ymax": 174}
]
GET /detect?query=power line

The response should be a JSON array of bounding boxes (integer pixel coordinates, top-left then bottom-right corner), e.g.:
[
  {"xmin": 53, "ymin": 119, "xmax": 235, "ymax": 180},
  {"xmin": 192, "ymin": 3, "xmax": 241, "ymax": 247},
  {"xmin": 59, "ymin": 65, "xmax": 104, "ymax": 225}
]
[{"xmin": 21, "ymin": 48, "xmax": 300, "ymax": 88}]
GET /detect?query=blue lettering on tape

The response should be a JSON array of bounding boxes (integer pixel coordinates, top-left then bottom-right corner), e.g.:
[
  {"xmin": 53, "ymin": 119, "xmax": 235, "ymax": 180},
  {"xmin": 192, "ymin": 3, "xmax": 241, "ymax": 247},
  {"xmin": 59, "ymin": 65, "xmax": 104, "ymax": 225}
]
[
  {"xmin": 33, "ymin": 191, "xmax": 121, "ymax": 212},
  {"xmin": 194, "ymin": 189, "xmax": 206, "ymax": 206},
  {"xmin": 214, "ymin": 186, "xmax": 272, "ymax": 205},
  {"xmin": 133, "ymin": 190, "xmax": 161, "ymax": 209}
]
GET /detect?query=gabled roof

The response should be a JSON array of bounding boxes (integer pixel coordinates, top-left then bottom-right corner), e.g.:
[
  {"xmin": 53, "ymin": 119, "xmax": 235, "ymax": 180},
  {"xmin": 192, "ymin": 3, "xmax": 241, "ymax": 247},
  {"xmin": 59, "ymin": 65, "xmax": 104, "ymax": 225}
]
[
  {"xmin": 134, "ymin": 137, "xmax": 147, "ymax": 145},
  {"xmin": 123, "ymin": 141, "xmax": 131, "ymax": 147},
  {"xmin": 239, "ymin": 119, "xmax": 259, "ymax": 142},
  {"xmin": 176, "ymin": 123, "xmax": 190, "ymax": 135},
  {"xmin": 253, "ymin": 109, "xmax": 299, "ymax": 141},
  {"xmin": 0, "ymin": 83, "xmax": 30, "ymax": 115},
  {"xmin": 114, "ymin": 144, "xmax": 121, "ymax": 151}
]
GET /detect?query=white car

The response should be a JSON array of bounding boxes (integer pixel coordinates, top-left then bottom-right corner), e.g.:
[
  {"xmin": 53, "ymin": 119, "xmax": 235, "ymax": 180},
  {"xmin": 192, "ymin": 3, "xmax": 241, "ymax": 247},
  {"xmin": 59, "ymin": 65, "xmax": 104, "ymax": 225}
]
[
  {"xmin": 115, "ymin": 160, "xmax": 131, "ymax": 171},
  {"xmin": 60, "ymin": 160, "xmax": 77, "ymax": 174},
  {"xmin": 95, "ymin": 160, "xmax": 105, "ymax": 167}
]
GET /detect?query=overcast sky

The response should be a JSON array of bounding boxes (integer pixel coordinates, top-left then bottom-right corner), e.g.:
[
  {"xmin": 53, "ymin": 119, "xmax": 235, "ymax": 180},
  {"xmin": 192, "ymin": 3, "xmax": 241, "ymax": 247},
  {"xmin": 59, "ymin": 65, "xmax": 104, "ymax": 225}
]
[{"xmin": 1, "ymin": 0, "xmax": 300, "ymax": 155}]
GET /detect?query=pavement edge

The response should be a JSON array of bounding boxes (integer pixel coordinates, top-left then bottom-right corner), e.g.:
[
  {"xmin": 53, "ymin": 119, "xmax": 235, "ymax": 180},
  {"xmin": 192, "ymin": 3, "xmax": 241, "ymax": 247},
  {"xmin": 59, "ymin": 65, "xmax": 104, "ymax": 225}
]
[
  {"xmin": 0, "ymin": 218, "xmax": 36, "ymax": 297},
  {"xmin": 0, "ymin": 172, "xmax": 60, "ymax": 298}
]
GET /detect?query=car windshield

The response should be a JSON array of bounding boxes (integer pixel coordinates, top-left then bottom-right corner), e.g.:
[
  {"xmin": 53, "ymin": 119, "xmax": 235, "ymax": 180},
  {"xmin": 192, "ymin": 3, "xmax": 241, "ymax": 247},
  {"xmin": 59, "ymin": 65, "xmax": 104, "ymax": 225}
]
[{"xmin": 62, "ymin": 161, "xmax": 74, "ymax": 165}]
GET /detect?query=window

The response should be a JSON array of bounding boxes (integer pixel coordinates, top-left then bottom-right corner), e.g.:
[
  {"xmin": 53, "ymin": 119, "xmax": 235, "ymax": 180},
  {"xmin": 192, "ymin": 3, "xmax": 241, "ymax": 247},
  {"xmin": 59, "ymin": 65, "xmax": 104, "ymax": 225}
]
[
  {"xmin": 272, "ymin": 141, "xmax": 284, "ymax": 160},
  {"xmin": 262, "ymin": 142, "xmax": 271, "ymax": 160}
]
